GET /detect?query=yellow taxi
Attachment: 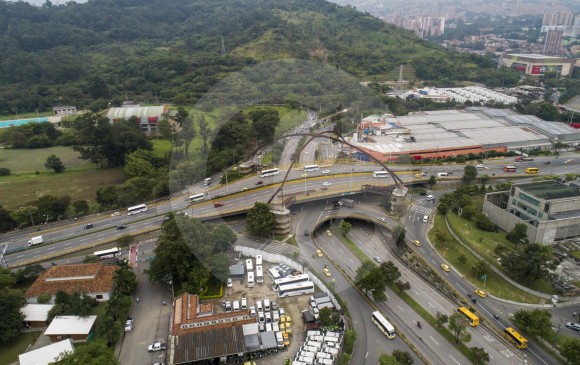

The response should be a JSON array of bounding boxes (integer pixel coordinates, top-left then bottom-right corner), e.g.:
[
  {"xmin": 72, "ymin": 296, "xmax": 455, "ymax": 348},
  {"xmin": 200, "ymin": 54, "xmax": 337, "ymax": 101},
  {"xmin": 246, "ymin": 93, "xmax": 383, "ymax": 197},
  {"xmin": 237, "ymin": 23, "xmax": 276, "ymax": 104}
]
[
  {"xmin": 412, "ymin": 240, "xmax": 421, "ymax": 247},
  {"xmin": 315, "ymin": 249, "xmax": 323, "ymax": 257},
  {"xmin": 241, "ymin": 187, "xmax": 248, "ymax": 191},
  {"xmin": 326, "ymin": 229, "xmax": 332, "ymax": 236},
  {"xmin": 285, "ymin": 324, "xmax": 292, "ymax": 334},
  {"xmin": 475, "ymin": 289, "xmax": 487, "ymax": 298},
  {"xmin": 441, "ymin": 263, "xmax": 451, "ymax": 272},
  {"xmin": 282, "ymin": 332, "xmax": 290, "ymax": 346},
  {"xmin": 323, "ymin": 268, "xmax": 332, "ymax": 277},
  {"xmin": 285, "ymin": 316, "xmax": 292, "ymax": 327},
  {"xmin": 279, "ymin": 315, "xmax": 286, "ymax": 324}
]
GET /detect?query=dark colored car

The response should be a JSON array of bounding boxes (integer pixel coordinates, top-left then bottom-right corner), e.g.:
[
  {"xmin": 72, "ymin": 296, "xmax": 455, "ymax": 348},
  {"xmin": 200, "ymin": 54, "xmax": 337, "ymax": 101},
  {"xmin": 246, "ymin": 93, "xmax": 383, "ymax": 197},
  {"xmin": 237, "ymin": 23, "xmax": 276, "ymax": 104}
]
[
  {"xmin": 117, "ymin": 225, "xmax": 127, "ymax": 230},
  {"xmin": 84, "ymin": 223, "xmax": 94, "ymax": 230},
  {"xmin": 447, "ymin": 171, "xmax": 454, "ymax": 175},
  {"xmin": 544, "ymin": 161, "xmax": 551, "ymax": 165},
  {"xmin": 213, "ymin": 202, "xmax": 223, "ymax": 208},
  {"xmin": 418, "ymin": 191, "xmax": 427, "ymax": 196},
  {"xmin": 255, "ymin": 180, "xmax": 264, "ymax": 185}
]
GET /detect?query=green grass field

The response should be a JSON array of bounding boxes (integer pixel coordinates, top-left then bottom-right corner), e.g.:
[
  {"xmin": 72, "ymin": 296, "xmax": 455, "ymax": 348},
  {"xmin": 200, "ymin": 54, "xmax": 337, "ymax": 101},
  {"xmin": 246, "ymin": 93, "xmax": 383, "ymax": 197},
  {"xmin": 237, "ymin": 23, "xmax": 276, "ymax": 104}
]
[
  {"xmin": 0, "ymin": 331, "xmax": 43, "ymax": 365},
  {"xmin": 446, "ymin": 211, "xmax": 555, "ymax": 294},
  {"xmin": 0, "ymin": 168, "xmax": 125, "ymax": 210},
  {"xmin": 0, "ymin": 146, "xmax": 94, "ymax": 174},
  {"xmin": 430, "ymin": 214, "xmax": 544, "ymax": 304}
]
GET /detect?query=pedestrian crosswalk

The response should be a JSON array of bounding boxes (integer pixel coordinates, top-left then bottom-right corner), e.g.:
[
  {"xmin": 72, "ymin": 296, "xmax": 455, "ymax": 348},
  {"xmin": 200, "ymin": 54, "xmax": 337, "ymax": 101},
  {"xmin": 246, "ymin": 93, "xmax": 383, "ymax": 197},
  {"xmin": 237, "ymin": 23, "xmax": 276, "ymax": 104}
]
[{"xmin": 410, "ymin": 204, "xmax": 433, "ymax": 215}]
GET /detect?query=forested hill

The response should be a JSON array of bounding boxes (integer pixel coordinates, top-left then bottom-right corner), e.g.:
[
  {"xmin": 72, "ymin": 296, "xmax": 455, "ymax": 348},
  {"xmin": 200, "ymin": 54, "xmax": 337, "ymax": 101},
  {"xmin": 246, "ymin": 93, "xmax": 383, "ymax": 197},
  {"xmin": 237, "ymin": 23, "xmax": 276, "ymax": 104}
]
[{"xmin": 0, "ymin": 0, "xmax": 517, "ymax": 114}]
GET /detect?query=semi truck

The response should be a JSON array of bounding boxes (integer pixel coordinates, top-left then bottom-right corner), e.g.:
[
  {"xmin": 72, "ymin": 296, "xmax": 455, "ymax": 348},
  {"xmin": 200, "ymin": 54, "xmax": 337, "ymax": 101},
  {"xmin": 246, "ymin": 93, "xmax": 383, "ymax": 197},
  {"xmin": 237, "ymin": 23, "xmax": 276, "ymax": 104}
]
[{"xmin": 28, "ymin": 236, "xmax": 44, "ymax": 246}]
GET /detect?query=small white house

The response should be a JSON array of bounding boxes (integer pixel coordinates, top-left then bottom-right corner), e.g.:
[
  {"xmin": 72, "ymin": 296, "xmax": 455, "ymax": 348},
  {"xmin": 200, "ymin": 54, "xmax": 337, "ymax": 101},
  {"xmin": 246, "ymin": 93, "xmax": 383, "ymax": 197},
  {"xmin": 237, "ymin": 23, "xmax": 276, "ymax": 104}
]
[
  {"xmin": 45, "ymin": 316, "xmax": 97, "ymax": 343},
  {"xmin": 19, "ymin": 339, "xmax": 73, "ymax": 365}
]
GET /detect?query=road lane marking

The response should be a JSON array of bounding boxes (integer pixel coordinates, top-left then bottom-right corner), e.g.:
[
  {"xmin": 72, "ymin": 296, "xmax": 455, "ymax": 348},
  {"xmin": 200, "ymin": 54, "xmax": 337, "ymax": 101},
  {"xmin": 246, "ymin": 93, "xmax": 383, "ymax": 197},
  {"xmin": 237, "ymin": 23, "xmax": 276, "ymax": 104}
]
[
  {"xmin": 397, "ymin": 305, "xmax": 404, "ymax": 312},
  {"xmin": 349, "ymin": 258, "xmax": 355, "ymax": 264},
  {"xmin": 430, "ymin": 336, "xmax": 439, "ymax": 346},
  {"xmin": 449, "ymin": 355, "xmax": 460, "ymax": 365},
  {"xmin": 456, "ymin": 283, "xmax": 466, "ymax": 293},
  {"xmin": 413, "ymin": 290, "xmax": 420, "ymax": 295},
  {"xmin": 365, "ymin": 352, "xmax": 369, "ymax": 358},
  {"xmin": 431, "ymin": 259, "xmax": 436, "ymax": 264}
]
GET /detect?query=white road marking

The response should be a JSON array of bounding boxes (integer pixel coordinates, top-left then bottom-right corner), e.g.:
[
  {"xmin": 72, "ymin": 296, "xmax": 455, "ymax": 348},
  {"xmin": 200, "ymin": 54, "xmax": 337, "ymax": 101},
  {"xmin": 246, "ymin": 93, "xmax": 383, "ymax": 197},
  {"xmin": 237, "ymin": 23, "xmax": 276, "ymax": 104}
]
[
  {"xmin": 449, "ymin": 355, "xmax": 460, "ymax": 365},
  {"xmin": 430, "ymin": 336, "xmax": 439, "ymax": 346},
  {"xmin": 413, "ymin": 290, "xmax": 420, "ymax": 295},
  {"xmin": 431, "ymin": 259, "xmax": 436, "ymax": 264},
  {"xmin": 397, "ymin": 305, "xmax": 404, "ymax": 312},
  {"xmin": 456, "ymin": 283, "xmax": 466, "ymax": 293}
]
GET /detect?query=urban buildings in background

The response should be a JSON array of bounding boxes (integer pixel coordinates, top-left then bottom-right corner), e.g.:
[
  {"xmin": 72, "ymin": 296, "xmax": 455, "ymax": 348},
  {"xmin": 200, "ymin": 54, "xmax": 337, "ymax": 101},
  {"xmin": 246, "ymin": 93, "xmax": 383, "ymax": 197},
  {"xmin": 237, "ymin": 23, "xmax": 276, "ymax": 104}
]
[{"xmin": 390, "ymin": 15, "xmax": 446, "ymax": 38}]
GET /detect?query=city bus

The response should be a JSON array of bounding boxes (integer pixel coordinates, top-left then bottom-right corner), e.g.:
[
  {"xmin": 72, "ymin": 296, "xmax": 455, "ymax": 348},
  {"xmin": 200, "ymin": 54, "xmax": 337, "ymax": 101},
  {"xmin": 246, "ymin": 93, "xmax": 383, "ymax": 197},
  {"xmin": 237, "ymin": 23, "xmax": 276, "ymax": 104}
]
[
  {"xmin": 202, "ymin": 177, "xmax": 211, "ymax": 187},
  {"xmin": 503, "ymin": 166, "xmax": 517, "ymax": 172},
  {"xmin": 525, "ymin": 168, "xmax": 539, "ymax": 174},
  {"xmin": 372, "ymin": 171, "xmax": 390, "ymax": 178},
  {"xmin": 268, "ymin": 268, "xmax": 281, "ymax": 281},
  {"xmin": 504, "ymin": 327, "xmax": 528, "ymax": 349},
  {"xmin": 256, "ymin": 265, "xmax": 264, "ymax": 284},
  {"xmin": 189, "ymin": 193, "xmax": 205, "ymax": 203},
  {"xmin": 278, "ymin": 281, "xmax": 315, "ymax": 298},
  {"xmin": 245, "ymin": 258, "xmax": 254, "ymax": 273},
  {"xmin": 303, "ymin": 165, "xmax": 320, "ymax": 172},
  {"xmin": 371, "ymin": 311, "xmax": 396, "ymax": 339},
  {"xmin": 273, "ymin": 273, "xmax": 310, "ymax": 291},
  {"xmin": 457, "ymin": 307, "xmax": 480, "ymax": 326},
  {"xmin": 94, "ymin": 247, "xmax": 122, "ymax": 260},
  {"xmin": 260, "ymin": 168, "xmax": 280, "ymax": 178},
  {"xmin": 127, "ymin": 204, "xmax": 148, "ymax": 215}
]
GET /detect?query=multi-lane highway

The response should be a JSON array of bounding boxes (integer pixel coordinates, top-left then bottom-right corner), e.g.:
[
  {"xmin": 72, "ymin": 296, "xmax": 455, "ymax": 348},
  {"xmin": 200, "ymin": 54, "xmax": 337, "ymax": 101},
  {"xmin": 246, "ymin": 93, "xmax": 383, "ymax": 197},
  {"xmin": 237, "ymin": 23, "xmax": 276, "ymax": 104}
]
[{"xmin": 2, "ymin": 152, "xmax": 578, "ymax": 364}]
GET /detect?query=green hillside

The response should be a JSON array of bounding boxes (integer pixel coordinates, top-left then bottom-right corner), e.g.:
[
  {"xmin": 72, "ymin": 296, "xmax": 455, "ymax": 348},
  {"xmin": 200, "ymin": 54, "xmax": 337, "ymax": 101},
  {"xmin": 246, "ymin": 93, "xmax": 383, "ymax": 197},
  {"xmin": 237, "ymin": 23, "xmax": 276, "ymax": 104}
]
[{"xmin": 0, "ymin": 0, "xmax": 518, "ymax": 114}]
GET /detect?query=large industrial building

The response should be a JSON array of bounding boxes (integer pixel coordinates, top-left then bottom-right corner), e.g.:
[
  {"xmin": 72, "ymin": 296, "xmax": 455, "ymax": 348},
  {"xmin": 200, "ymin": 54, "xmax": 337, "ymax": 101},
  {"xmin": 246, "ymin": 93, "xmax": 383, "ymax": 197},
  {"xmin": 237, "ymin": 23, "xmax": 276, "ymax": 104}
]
[
  {"xmin": 501, "ymin": 53, "xmax": 575, "ymax": 76},
  {"xmin": 483, "ymin": 181, "xmax": 580, "ymax": 244},
  {"xmin": 106, "ymin": 103, "xmax": 168, "ymax": 133},
  {"xmin": 351, "ymin": 108, "xmax": 580, "ymax": 162}
]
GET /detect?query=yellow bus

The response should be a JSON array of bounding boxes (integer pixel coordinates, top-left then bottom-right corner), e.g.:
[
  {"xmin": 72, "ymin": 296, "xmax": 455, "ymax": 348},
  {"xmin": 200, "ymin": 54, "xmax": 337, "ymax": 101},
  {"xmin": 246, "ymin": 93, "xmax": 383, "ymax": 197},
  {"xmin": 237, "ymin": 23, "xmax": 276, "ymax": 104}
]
[
  {"xmin": 504, "ymin": 327, "xmax": 528, "ymax": 349},
  {"xmin": 525, "ymin": 168, "xmax": 539, "ymax": 174},
  {"xmin": 457, "ymin": 307, "xmax": 479, "ymax": 326}
]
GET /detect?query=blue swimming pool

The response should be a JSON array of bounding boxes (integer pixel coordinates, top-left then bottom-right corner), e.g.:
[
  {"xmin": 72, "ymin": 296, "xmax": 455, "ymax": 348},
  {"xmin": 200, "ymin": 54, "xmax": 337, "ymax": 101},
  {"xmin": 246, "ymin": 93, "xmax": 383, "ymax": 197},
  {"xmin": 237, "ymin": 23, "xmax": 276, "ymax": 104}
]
[{"xmin": 0, "ymin": 118, "xmax": 49, "ymax": 128}]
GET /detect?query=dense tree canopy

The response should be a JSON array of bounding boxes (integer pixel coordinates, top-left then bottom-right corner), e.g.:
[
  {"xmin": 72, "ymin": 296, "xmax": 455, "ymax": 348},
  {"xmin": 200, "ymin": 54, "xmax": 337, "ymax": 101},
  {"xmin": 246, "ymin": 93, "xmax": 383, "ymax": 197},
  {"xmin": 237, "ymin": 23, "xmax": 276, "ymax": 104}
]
[
  {"xmin": 51, "ymin": 341, "xmax": 119, "ymax": 365},
  {"xmin": 0, "ymin": 0, "xmax": 524, "ymax": 115},
  {"xmin": 246, "ymin": 202, "xmax": 276, "ymax": 237}
]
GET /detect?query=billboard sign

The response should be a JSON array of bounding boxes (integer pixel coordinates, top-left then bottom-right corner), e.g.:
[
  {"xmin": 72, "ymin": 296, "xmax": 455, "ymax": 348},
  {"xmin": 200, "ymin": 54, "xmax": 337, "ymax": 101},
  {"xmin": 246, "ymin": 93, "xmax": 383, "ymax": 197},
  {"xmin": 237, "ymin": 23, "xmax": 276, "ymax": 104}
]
[{"xmin": 531, "ymin": 64, "xmax": 562, "ymax": 75}]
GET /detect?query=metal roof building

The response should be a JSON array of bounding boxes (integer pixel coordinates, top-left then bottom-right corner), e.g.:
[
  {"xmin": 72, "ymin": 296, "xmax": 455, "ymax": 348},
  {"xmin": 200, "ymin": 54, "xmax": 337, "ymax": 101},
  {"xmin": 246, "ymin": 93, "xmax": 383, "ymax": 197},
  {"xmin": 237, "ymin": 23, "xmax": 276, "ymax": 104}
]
[
  {"xmin": 106, "ymin": 104, "xmax": 168, "ymax": 133},
  {"xmin": 19, "ymin": 339, "xmax": 73, "ymax": 365}
]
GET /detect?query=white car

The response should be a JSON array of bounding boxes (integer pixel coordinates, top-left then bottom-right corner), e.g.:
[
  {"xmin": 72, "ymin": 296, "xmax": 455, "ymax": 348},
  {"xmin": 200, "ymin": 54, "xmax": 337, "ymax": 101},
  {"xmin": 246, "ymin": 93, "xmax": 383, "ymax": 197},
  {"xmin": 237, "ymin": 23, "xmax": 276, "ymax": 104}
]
[
  {"xmin": 227, "ymin": 278, "xmax": 233, "ymax": 288},
  {"xmin": 322, "ymin": 170, "xmax": 330, "ymax": 174},
  {"xmin": 249, "ymin": 306, "xmax": 257, "ymax": 317},
  {"xmin": 322, "ymin": 182, "xmax": 332, "ymax": 186},
  {"xmin": 111, "ymin": 212, "xmax": 120, "ymax": 217},
  {"xmin": 564, "ymin": 159, "xmax": 574, "ymax": 164},
  {"xmin": 124, "ymin": 317, "xmax": 133, "ymax": 332},
  {"xmin": 476, "ymin": 164, "xmax": 485, "ymax": 168},
  {"xmin": 377, "ymin": 217, "xmax": 386, "ymax": 222}
]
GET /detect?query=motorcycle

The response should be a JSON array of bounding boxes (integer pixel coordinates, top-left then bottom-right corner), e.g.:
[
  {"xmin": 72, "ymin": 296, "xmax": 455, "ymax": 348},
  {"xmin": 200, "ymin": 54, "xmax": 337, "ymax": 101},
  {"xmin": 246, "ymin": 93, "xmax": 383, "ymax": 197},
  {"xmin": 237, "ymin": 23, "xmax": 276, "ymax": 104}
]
[{"xmin": 417, "ymin": 321, "xmax": 422, "ymax": 329}]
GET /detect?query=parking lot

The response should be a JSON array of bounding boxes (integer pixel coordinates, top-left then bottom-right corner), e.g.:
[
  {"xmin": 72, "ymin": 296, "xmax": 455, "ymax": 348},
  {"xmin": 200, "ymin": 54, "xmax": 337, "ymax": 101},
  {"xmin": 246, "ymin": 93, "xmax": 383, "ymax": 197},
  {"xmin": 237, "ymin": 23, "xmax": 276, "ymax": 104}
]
[{"xmin": 208, "ymin": 261, "xmax": 313, "ymax": 364}]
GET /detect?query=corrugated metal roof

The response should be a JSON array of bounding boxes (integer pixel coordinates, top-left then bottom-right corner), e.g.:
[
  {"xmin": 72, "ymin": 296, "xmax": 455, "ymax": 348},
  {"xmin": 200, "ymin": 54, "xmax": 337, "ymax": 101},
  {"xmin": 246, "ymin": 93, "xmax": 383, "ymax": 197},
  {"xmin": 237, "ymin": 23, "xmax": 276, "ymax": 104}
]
[
  {"xmin": 106, "ymin": 105, "xmax": 167, "ymax": 120},
  {"xmin": 173, "ymin": 326, "xmax": 246, "ymax": 364}
]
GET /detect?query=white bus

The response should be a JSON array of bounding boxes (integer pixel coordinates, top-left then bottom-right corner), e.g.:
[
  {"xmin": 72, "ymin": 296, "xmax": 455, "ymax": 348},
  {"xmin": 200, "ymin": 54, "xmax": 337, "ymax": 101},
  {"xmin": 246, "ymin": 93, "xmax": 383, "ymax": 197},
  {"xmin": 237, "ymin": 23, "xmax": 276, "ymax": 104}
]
[
  {"xmin": 273, "ymin": 274, "xmax": 310, "ymax": 291},
  {"xmin": 303, "ymin": 165, "xmax": 320, "ymax": 172},
  {"xmin": 94, "ymin": 247, "xmax": 122, "ymax": 260},
  {"xmin": 278, "ymin": 281, "xmax": 315, "ymax": 298},
  {"xmin": 203, "ymin": 177, "xmax": 211, "ymax": 187},
  {"xmin": 247, "ymin": 271, "xmax": 254, "ymax": 288},
  {"xmin": 372, "ymin": 171, "xmax": 390, "ymax": 178},
  {"xmin": 189, "ymin": 193, "xmax": 205, "ymax": 203},
  {"xmin": 256, "ymin": 265, "xmax": 264, "ymax": 283},
  {"xmin": 371, "ymin": 311, "xmax": 396, "ymax": 339},
  {"xmin": 245, "ymin": 259, "xmax": 254, "ymax": 272},
  {"xmin": 127, "ymin": 204, "xmax": 148, "ymax": 215},
  {"xmin": 268, "ymin": 268, "xmax": 281, "ymax": 281},
  {"xmin": 256, "ymin": 255, "xmax": 262, "ymax": 266},
  {"xmin": 260, "ymin": 168, "xmax": 280, "ymax": 178}
]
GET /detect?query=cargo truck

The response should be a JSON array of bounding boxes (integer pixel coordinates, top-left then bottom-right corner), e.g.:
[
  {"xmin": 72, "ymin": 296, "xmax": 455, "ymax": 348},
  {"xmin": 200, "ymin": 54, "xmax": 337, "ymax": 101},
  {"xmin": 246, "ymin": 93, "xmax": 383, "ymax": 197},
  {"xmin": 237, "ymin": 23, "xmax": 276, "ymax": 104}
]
[{"xmin": 28, "ymin": 236, "xmax": 44, "ymax": 246}]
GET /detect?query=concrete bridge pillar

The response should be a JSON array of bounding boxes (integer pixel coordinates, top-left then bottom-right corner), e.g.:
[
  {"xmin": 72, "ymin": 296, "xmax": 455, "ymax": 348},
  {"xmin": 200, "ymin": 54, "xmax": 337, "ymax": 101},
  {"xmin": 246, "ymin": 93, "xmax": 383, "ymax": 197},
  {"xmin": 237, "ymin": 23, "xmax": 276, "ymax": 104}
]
[
  {"xmin": 390, "ymin": 187, "xmax": 408, "ymax": 217},
  {"xmin": 270, "ymin": 205, "xmax": 291, "ymax": 236}
]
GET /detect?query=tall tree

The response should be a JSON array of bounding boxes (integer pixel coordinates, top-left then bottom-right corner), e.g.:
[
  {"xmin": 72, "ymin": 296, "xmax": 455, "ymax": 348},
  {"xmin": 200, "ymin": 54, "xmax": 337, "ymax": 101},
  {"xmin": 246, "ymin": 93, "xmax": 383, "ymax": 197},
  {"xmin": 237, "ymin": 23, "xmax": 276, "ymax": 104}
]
[
  {"xmin": 380, "ymin": 261, "xmax": 401, "ymax": 283},
  {"xmin": 501, "ymin": 244, "xmax": 556, "ymax": 284},
  {"xmin": 44, "ymin": 154, "xmax": 66, "ymax": 173},
  {"xmin": 379, "ymin": 354, "xmax": 402, "ymax": 365},
  {"xmin": 112, "ymin": 264, "xmax": 137, "ymax": 296},
  {"xmin": 435, "ymin": 312, "xmax": 449, "ymax": 328},
  {"xmin": 340, "ymin": 220, "xmax": 352, "ymax": 236},
  {"xmin": 355, "ymin": 261, "xmax": 377, "ymax": 283},
  {"xmin": 246, "ymin": 202, "xmax": 276, "ymax": 237},
  {"xmin": 318, "ymin": 307, "xmax": 340, "ymax": 327},
  {"xmin": 506, "ymin": 223, "xmax": 528, "ymax": 245},
  {"xmin": 198, "ymin": 115, "xmax": 212, "ymax": 157},
  {"xmin": 512, "ymin": 309, "xmax": 553, "ymax": 341},
  {"xmin": 463, "ymin": 165, "xmax": 478, "ymax": 184},
  {"xmin": 0, "ymin": 289, "xmax": 24, "ymax": 344},
  {"xmin": 471, "ymin": 347, "xmax": 490, "ymax": 365},
  {"xmin": 392, "ymin": 350, "xmax": 413, "ymax": 365},
  {"xmin": 0, "ymin": 205, "xmax": 16, "ymax": 233},
  {"xmin": 448, "ymin": 312, "xmax": 471, "ymax": 344},
  {"xmin": 559, "ymin": 337, "xmax": 580, "ymax": 365},
  {"xmin": 249, "ymin": 108, "xmax": 280, "ymax": 144},
  {"xmin": 358, "ymin": 267, "xmax": 388, "ymax": 302},
  {"xmin": 51, "ymin": 340, "xmax": 120, "ymax": 364}
]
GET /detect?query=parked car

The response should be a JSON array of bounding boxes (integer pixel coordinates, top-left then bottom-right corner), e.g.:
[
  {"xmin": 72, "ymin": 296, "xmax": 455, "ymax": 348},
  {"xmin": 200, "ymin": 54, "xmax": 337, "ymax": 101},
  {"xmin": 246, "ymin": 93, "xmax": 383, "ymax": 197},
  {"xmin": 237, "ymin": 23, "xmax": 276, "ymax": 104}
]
[
  {"xmin": 124, "ymin": 317, "xmax": 133, "ymax": 332},
  {"xmin": 565, "ymin": 322, "xmax": 580, "ymax": 331},
  {"xmin": 249, "ymin": 306, "xmax": 257, "ymax": 317},
  {"xmin": 148, "ymin": 342, "xmax": 166, "ymax": 352},
  {"xmin": 271, "ymin": 301, "xmax": 278, "ymax": 311},
  {"xmin": 227, "ymin": 278, "xmax": 233, "ymax": 288}
]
